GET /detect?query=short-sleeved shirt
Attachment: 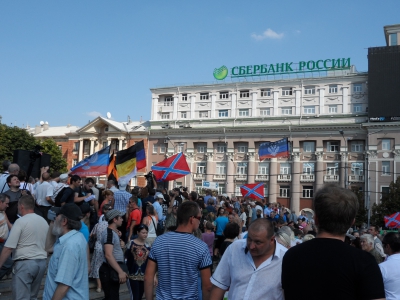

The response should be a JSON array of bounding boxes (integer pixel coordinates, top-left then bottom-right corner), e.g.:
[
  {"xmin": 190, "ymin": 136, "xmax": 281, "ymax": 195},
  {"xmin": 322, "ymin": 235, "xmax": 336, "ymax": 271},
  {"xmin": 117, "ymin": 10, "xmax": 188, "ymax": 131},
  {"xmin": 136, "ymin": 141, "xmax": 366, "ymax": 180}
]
[
  {"xmin": 60, "ymin": 187, "xmax": 76, "ymax": 205},
  {"xmin": 127, "ymin": 208, "xmax": 142, "ymax": 229},
  {"xmin": 101, "ymin": 227, "xmax": 124, "ymax": 263},
  {"xmin": 282, "ymin": 238, "xmax": 385, "ymax": 300},
  {"xmin": 43, "ymin": 230, "xmax": 89, "ymax": 300},
  {"xmin": 5, "ymin": 213, "xmax": 48, "ymax": 260},
  {"xmin": 149, "ymin": 231, "xmax": 212, "ymax": 300},
  {"xmin": 35, "ymin": 181, "xmax": 54, "ymax": 206},
  {"xmin": 79, "ymin": 221, "xmax": 89, "ymax": 242},
  {"xmin": 215, "ymin": 216, "xmax": 229, "ymax": 236},
  {"xmin": 113, "ymin": 190, "xmax": 131, "ymax": 214},
  {"xmin": 379, "ymin": 253, "xmax": 400, "ymax": 300},
  {"xmin": 211, "ymin": 239, "xmax": 287, "ymax": 300}
]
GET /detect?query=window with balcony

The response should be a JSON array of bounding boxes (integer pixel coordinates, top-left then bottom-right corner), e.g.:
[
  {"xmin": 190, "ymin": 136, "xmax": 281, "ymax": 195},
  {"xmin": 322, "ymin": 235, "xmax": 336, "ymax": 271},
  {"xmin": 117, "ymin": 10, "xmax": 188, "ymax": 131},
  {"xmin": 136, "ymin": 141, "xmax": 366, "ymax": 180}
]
[
  {"xmin": 303, "ymin": 141, "xmax": 315, "ymax": 152},
  {"xmin": 219, "ymin": 110, "xmax": 228, "ymax": 117},
  {"xmin": 280, "ymin": 186, "xmax": 290, "ymax": 197},
  {"xmin": 237, "ymin": 162, "xmax": 248, "ymax": 174},
  {"xmin": 218, "ymin": 184, "xmax": 226, "ymax": 194},
  {"xmin": 353, "ymin": 84, "xmax": 362, "ymax": 93},
  {"xmin": 197, "ymin": 144, "xmax": 206, "ymax": 153},
  {"xmin": 161, "ymin": 113, "xmax": 170, "ymax": 119},
  {"xmin": 303, "ymin": 186, "xmax": 314, "ymax": 198},
  {"xmin": 260, "ymin": 108, "xmax": 270, "ymax": 116},
  {"xmin": 261, "ymin": 89, "xmax": 271, "ymax": 97},
  {"xmin": 152, "ymin": 144, "xmax": 159, "ymax": 154},
  {"xmin": 382, "ymin": 139, "xmax": 391, "ymax": 150},
  {"xmin": 327, "ymin": 163, "xmax": 338, "ymax": 175},
  {"xmin": 282, "ymin": 107, "xmax": 292, "ymax": 115},
  {"xmin": 237, "ymin": 145, "xmax": 248, "ymax": 153},
  {"xmin": 216, "ymin": 163, "xmax": 226, "ymax": 174},
  {"xmin": 164, "ymin": 97, "xmax": 173, "ymax": 106},
  {"xmin": 329, "ymin": 105, "xmax": 337, "ymax": 113},
  {"xmin": 258, "ymin": 162, "xmax": 269, "ymax": 174},
  {"xmin": 200, "ymin": 93, "xmax": 209, "ymax": 100},
  {"xmin": 351, "ymin": 163, "xmax": 363, "ymax": 175},
  {"xmin": 181, "ymin": 112, "xmax": 187, "ymax": 119},
  {"xmin": 382, "ymin": 161, "xmax": 390, "ymax": 175},
  {"xmin": 351, "ymin": 141, "xmax": 364, "ymax": 152},
  {"xmin": 282, "ymin": 88, "xmax": 292, "ymax": 96},
  {"xmin": 216, "ymin": 144, "xmax": 226, "ymax": 153},
  {"xmin": 329, "ymin": 85, "xmax": 338, "ymax": 94},
  {"xmin": 303, "ymin": 163, "xmax": 315, "ymax": 174},
  {"xmin": 353, "ymin": 104, "xmax": 362, "ymax": 113},
  {"xmin": 240, "ymin": 90, "xmax": 250, "ymax": 98},
  {"xmin": 177, "ymin": 143, "xmax": 185, "ymax": 153},
  {"xmin": 196, "ymin": 163, "xmax": 206, "ymax": 174},
  {"xmin": 239, "ymin": 109, "xmax": 249, "ymax": 117},
  {"xmin": 219, "ymin": 92, "xmax": 229, "ymax": 99},
  {"xmin": 327, "ymin": 141, "xmax": 340, "ymax": 152},
  {"xmin": 280, "ymin": 163, "xmax": 291, "ymax": 174},
  {"xmin": 304, "ymin": 106, "xmax": 315, "ymax": 114},
  {"xmin": 182, "ymin": 94, "xmax": 188, "ymax": 101},
  {"xmin": 304, "ymin": 86, "xmax": 315, "ymax": 95},
  {"xmin": 199, "ymin": 111, "xmax": 208, "ymax": 118}
]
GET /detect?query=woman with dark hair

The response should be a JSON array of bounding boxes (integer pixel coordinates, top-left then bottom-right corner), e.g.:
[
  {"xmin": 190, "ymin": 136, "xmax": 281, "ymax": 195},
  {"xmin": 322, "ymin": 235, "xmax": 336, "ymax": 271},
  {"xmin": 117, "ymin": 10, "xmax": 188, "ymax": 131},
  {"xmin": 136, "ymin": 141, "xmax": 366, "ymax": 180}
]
[
  {"xmin": 99, "ymin": 190, "xmax": 114, "ymax": 218},
  {"xmin": 142, "ymin": 204, "xmax": 158, "ymax": 247},
  {"xmin": 219, "ymin": 222, "xmax": 240, "ymax": 256},
  {"xmin": 125, "ymin": 224, "xmax": 156, "ymax": 300},
  {"xmin": 216, "ymin": 207, "xmax": 225, "ymax": 217}
]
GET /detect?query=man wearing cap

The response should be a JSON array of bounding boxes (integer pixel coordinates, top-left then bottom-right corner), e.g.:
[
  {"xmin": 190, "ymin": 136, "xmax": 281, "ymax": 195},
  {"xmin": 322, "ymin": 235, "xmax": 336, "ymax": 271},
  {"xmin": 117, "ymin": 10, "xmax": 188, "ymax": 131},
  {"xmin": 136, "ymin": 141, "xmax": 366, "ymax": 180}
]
[
  {"xmin": 43, "ymin": 203, "xmax": 89, "ymax": 300},
  {"xmin": 153, "ymin": 192, "xmax": 166, "ymax": 233},
  {"xmin": 0, "ymin": 195, "xmax": 48, "ymax": 299},
  {"xmin": 113, "ymin": 179, "xmax": 131, "ymax": 238},
  {"xmin": 51, "ymin": 173, "xmax": 69, "ymax": 203}
]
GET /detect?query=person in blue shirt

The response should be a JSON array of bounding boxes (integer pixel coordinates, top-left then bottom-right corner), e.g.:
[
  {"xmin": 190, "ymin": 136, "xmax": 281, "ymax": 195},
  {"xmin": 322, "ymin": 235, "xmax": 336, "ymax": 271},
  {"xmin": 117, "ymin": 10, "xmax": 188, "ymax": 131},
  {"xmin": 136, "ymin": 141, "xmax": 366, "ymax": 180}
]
[
  {"xmin": 79, "ymin": 202, "xmax": 90, "ymax": 242},
  {"xmin": 214, "ymin": 210, "xmax": 229, "ymax": 258}
]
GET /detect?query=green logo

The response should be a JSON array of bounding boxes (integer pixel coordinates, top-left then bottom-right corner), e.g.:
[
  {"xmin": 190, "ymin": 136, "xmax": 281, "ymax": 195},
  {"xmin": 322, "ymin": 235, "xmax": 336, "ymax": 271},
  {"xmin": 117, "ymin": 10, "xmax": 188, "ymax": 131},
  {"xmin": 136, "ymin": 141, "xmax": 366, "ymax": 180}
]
[{"xmin": 213, "ymin": 65, "xmax": 228, "ymax": 80}]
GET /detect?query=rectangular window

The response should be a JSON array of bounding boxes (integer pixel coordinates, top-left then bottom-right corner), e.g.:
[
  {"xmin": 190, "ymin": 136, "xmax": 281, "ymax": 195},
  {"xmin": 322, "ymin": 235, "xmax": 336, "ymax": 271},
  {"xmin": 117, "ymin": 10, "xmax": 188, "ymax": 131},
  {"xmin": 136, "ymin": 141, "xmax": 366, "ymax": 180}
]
[
  {"xmin": 58, "ymin": 145, "xmax": 62, "ymax": 152},
  {"xmin": 280, "ymin": 186, "xmax": 290, "ymax": 197},
  {"xmin": 216, "ymin": 144, "xmax": 226, "ymax": 153},
  {"xmin": 260, "ymin": 108, "xmax": 270, "ymax": 116},
  {"xmin": 303, "ymin": 163, "xmax": 315, "ymax": 174},
  {"xmin": 219, "ymin": 92, "xmax": 229, "ymax": 99},
  {"xmin": 164, "ymin": 97, "xmax": 173, "ymax": 106},
  {"xmin": 327, "ymin": 141, "xmax": 340, "ymax": 152},
  {"xmin": 240, "ymin": 90, "xmax": 250, "ymax": 98},
  {"xmin": 181, "ymin": 112, "xmax": 187, "ymax": 119},
  {"xmin": 177, "ymin": 144, "xmax": 185, "ymax": 153},
  {"xmin": 327, "ymin": 163, "xmax": 339, "ymax": 175},
  {"xmin": 282, "ymin": 88, "xmax": 292, "ymax": 96},
  {"xmin": 303, "ymin": 141, "xmax": 315, "ymax": 152},
  {"xmin": 237, "ymin": 162, "xmax": 248, "ymax": 174},
  {"xmin": 280, "ymin": 163, "xmax": 291, "ymax": 174},
  {"xmin": 258, "ymin": 162, "xmax": 269, "ymax": 174},
  {"xmin": 351, "ymin": 163, "xmax": 363, "ymax": 175},
  {"xmin": 353, "ymin": 84, "xmax": 362, "ymax": 93},
  {"xmin": 73, "ymin": 142, "xmax": 79, "ymax": 151},
  {"xmin": 219, "ymin": 110, "xmax": 228, "ymax": 117},
  {"xmin": 304, "ymin": 106, "xmax": 315, "ymax": 114},
  {"xmin": 237, "ymin": 145, "xmax": 248, "ymax": 153},
  {"xmin": 200, "ymin": 93, "xmax": 209, "ymax": 100},
  {"xmin": 381, "ymin": 186, "xmax": 390, "ymax": 198},
  {"xmin": 353, "ymin": 104, "xmax": 362, "ymax": 113},
  {"xmin": 72, "ymin": 159, "xmax": 78, "ymax": 167},
  {"xmin": 351, "ymin": 142, "xmax": 364, "ymax": 152},
  {"xmin": 282, "ymin": 107, "xmax": 292, "ymax": 115},
  {"xmin": 199, "ymin": 111, "xmax": 208, "ymax": 118},
  {"xmin": 382, "ymin": 139, "xmax": 391, "ymax": 150},
  {"xmin": 261, "ymin": 89, "xmax": 271, "ymax": 97},
  {"xmin": 161, "ymin": 113, "xmax": 170, "ymax": 119},
  {"xmin": 196, "ymin": 163, "xmax": 206, "ymax": 174},
  {"xmin": 382, "ymin": 161, "xmax": 390, "ymax": 175},
  {"xmin": 159, "ymin": 145, "xmax": 166, "ymax": 153},
  {"xmin": 238, "ymin": 109, "xmax": 249, "ymax": 117},
  {"xmin": 216, "ymin": 163, "xmax": 226, "ymax": 174},
  {"xmin": 303, "ymin": 186, "xmax": 314, "ymax": 198},
  {"xmin": 390, "ymin": 33, "xmax": 398, "ymax": 46},
  {"xmin": 152, "ymin": 144, "xmax": 158, "ymax": 154},
  {"xmin": 197, "ymin": 144, "xmax": 206, "ymax": 153},
  {"xmin": 195, "ymin": 183, "xmax": 202, "ymax": 194},
  {"xmin": 329, "ymin": 105, "xmax": 337, "ymax": 113},
  {"xmin": 304, "ymin": 86, "xmax": 315, "ymax": 95},
  {"xmin": 218, "ymin": 184, "xmax": 226, "ymax": 195},
  {"xmin": 329, "ymin": 85, "xmax": 338, "ymax": 94},
  {"xmin": 182, "ymin": 94, "xmax": 187, "ymax": 101}
]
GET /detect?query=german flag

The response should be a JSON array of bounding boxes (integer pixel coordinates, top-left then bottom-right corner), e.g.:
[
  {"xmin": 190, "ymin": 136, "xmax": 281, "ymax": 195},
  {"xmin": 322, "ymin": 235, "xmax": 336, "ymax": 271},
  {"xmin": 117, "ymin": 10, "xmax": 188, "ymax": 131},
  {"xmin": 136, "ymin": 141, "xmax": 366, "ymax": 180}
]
[
  {"xmin": 107, "ymin": 151, "xmax": 119, "ymax": 181},
  {"xmin": 115, "ymin": 141, "xmax": 146, "ymax": 182}
]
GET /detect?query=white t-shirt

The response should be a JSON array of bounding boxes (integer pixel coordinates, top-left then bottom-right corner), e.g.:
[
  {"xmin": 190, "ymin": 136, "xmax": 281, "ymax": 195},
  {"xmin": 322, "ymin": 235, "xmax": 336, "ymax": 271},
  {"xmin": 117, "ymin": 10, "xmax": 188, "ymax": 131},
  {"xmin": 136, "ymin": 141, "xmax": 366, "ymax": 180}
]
[
  {"xmin": 5, "ymin": 213, "xmax": 48, "ymax": 260},
  {"xmin": 35, "ymin": 181, "xmax": 54, "ymax": 206},
  {"xmin": 240, "ymin": 212, "xmax": 247, "ymax": 227}
]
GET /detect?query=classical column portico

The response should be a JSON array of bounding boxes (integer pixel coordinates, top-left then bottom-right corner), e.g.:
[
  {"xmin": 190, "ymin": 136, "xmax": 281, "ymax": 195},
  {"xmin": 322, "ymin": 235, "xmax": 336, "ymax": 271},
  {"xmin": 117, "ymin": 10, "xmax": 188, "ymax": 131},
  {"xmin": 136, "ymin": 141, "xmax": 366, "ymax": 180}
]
[
  {"xmin": 78, "ymin": 139, "xmax": 83, "ymax": 161},
  {"xmin": 269, "ymin": 158, "xmax": 277, "ymax": 203},
  {"xmin": 90, "ymin": 139, "xmax": 95, "ymax": 155},
  {"xmin": 205, "ymin": 153, "xmax": 214, "ymax": 182},
  {"xmin": 291, "ymin": 152, "xmax": 300, "ymax": 213},
  {"xmin": 315, "ymin": 152, "xmax": 324, "ymax": 190},
  {"xmin": 226, "ymin": 153, "xmax": 235, "ymax": 196},
  {"xmin": 118, "ymin": 138, "xmax": 123, "ymax": 151},
  {"xmin": 247, "ymin": 152, "xmax": 256, "ymax": 183},
  {"xmin": 340, "ymin": 152, "xmax": 347, "ymax": 188},
  {"xmin": 107, "ymin": 138, "xmax": 112, "ymax": 146}
]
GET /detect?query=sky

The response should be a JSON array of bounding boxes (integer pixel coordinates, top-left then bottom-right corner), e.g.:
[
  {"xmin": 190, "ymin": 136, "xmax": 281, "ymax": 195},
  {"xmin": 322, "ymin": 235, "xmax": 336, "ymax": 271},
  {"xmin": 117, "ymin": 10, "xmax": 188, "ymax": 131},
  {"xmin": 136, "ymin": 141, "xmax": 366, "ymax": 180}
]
[{"xmin": 0, "ymin": 1, "xmax": 399, "ymax": 128}]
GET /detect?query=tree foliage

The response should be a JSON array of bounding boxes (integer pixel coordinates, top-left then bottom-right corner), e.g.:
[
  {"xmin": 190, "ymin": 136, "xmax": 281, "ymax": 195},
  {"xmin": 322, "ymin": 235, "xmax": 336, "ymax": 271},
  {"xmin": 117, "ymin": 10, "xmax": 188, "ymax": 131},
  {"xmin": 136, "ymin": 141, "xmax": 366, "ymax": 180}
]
[
  {"xmin": 371, "ymin": 176, "xmax": 400, "ymax": 228},
  {"xmin": 351, "ymin": 187, "xmax": 367, "ymax": 227},
  {"xmin": 39, "ymin": 139, "xmax": 68, "ymax": 173}
]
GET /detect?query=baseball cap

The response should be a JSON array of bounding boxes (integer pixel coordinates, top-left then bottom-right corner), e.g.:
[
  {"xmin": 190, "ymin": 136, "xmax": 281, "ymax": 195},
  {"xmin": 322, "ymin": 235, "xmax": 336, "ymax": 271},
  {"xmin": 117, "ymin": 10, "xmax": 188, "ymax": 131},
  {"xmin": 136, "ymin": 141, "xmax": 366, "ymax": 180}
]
[
  {"xmin": 155, "ymin": 192, "xmax": 165, "ymax": 201},
  {"xmin": 105, "ymin": 209, "xmax": 124, "ymax": 221},
  {"xmin": 59, "ymin": 173, "xmax": 69, "ymax": 181},
  {"xmin": 52, "ymin": 203, "xmax": 82, "ymax": 221}
]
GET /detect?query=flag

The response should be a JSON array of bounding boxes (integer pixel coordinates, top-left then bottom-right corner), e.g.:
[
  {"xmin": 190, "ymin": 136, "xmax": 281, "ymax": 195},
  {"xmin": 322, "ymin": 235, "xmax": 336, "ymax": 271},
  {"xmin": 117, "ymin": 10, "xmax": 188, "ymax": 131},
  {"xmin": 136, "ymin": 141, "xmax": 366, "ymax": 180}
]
[
  {"xmin": 151, "ymin": 152, "xmax": 190, "ymax": 181},
  {"xmin": 258, "ymin": 138, "xmax": 289, "ymax": 160},
  {"xmin": 240, "ymin": 183, "xmax": 264, "ymax": 200},
  {"xmin": 70, "ymin": 146, "xmax": 110, "ymax": 177},
  {"xmin": 115, "ymin": 141, "xmax": 146, "ymax": 182},
  {"xmin": 107, "ymin": 151, "xmax": 119, "ymax": 181},
  {"xmin": 384, "ymin": 212, "xmax": 400, "ymax": 228}
]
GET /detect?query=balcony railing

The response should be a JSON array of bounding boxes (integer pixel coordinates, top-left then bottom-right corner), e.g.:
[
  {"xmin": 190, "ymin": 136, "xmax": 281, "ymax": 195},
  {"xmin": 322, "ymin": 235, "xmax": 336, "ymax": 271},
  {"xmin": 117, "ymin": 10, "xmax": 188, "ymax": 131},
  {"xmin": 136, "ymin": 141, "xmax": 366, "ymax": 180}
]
[
  {"xmin": 278, "ymin": 174, "xmax": 292, "ymax": 182},
  {"xmin": 235, "ymin": 174, "xmax": 247, "ymax": 181},
  {"xmin": 348, "ymin": 175, "xmax": 364, "ymax": 182},
  {"xmin": 255, "ymin": 174, "xmax": 269, "ymax": 181},
  {"xmin": 193, "ymin": 174, "xmax": 205, "ymax": 180},
  {"xmin": 324, "ymin": 175, "xmax": 339, "ymax": 182},
  {"xmin": 300, "ymin": 174, "xmax": 315, "ymax": 182},
  {"xmin": 213, "ymin": 174, "xmax": 226, "ymax": 180}
]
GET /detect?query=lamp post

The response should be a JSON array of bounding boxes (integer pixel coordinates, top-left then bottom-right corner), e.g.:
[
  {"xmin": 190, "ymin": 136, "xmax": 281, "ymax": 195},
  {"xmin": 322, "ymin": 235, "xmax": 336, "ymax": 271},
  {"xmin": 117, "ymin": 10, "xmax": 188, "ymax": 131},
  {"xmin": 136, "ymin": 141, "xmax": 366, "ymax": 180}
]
[{"xmin": 339, "ymin": 130, "xmax": 348, "ymax": 189}]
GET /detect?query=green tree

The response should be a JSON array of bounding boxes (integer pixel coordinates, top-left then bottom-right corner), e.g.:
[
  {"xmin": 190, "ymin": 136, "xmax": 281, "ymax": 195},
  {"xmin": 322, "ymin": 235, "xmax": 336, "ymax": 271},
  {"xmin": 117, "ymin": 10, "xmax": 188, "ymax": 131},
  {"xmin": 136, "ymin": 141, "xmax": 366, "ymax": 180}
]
[
  {"xmin": 371, "ymin": 176, "xmax": 400, "ymax": 228},
  {"xmin": 351, "ymin": 187, "xmax": 367, "ymax": 227},
  {"xmin": 0, "ymin": 124, "xmax": 37, "ymax": 162},
  {"xmin": 39, "ymin": 139, "xmax": 68, "ymax": 173}
]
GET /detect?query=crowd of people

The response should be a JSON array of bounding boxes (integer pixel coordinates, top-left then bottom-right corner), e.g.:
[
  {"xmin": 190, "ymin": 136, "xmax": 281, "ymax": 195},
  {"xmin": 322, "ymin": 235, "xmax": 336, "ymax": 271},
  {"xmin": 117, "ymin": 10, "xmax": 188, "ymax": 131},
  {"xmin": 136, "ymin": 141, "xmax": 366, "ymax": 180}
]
[{"xmin": 0, "ymin": 159, "xmax": 399, "ymax": 299}]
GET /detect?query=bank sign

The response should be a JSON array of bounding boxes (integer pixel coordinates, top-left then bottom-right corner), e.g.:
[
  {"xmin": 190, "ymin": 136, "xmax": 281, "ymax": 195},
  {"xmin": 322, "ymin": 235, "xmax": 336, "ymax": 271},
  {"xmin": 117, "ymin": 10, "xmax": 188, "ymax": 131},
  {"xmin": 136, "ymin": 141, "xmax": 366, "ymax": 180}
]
[{"xmin": 213, "ymin": 58, "xmax": 351, "ymax": 80}]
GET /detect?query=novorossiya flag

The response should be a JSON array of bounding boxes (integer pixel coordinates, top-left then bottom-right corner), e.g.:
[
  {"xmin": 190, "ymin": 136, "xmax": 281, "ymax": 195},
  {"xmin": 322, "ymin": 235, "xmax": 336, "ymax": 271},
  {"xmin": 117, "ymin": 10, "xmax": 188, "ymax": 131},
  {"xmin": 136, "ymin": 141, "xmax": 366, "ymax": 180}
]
[
  {"xmin": 240, "ymin": 183, "xmax": 264, "ymax": 200},
  {"xmin": 115, "ymin": 141, "xmax": 146, "ymax": 182},
  {"xmin": 70, "ymin": 146, "xmax": 111, "ymax": 177},
  {"xmin": 151, "ymin": 152, "xmax": 190, "ymax": 181},
  {"xmin": 258, "ymin": 137, "xmax": 289, "ymax": 160}
]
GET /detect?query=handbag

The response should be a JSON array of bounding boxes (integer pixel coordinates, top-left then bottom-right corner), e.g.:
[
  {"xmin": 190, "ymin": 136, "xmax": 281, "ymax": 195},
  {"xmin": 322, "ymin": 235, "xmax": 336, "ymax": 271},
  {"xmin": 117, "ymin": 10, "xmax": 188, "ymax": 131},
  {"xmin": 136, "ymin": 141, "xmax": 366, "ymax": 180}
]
[{"xmin": 110, "ymin": 261, "xmax": 129, "ymax": 282}]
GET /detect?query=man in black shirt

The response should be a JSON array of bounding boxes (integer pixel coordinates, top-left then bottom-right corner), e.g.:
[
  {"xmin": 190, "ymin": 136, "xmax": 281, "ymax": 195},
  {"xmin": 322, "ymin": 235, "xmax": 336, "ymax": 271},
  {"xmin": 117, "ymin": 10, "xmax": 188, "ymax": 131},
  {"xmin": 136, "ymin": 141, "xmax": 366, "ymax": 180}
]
[
  {"xmin": 282, "ymin": 184, "xmax": 385, "ymax": 300},
  {"xmin": 59, "ymin": 175, "xmax": 81, "ymax": 206}
]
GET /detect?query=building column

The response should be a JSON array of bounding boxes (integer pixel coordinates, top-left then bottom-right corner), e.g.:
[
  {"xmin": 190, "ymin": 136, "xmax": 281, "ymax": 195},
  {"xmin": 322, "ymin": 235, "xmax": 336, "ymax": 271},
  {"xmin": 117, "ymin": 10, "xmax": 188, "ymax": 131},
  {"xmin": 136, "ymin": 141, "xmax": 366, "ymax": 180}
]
[
  {"xmin": 210, "ymin": 94, "xmax": 216, "ymax": 118},
  {"xmin": 107, "ymin": 138, "xmax": 112, "ymax": 147},
  {"xmin": 318, "ymin": 88, "xmax": 325, "ymax": 114},
  {"xmin": 226, "ymin": 153, "xmax": 235, "ymax": 196},
  {"xmin": 90, "ymin": 139, "xmax": 95, "ymax": 155},
  {"xmin": 340, "ymin": 152, "xmax": 347, "ymax": 188},
  {"xmin": 269, "ymin": 158, "xmax": 277, "ymax": 203},
  {"xmin": 342, "ymin": 87, "xmax": 349, "ymax": 113},
  {"xmin": 173, "ymin": 95, "xmax": 179, "ymax": 119},
  {"xmin": 230, "ymin": 93, "xmax": 237, "ymax": 118},
  {"xmin": 152, "ymin": 97, "xmax": 159, "ymax": 120},
  {"xmin": 118, "ymin": 138, "xmax": 124, "ymax": 151},
  {"xmin": 294, "ymin": 89, "xmax": 301, "ymax": 115},
  {"xmin": 190, "ymin": 94, "xmax": 196, "ymax": 119},
  {"xmin": 206, "ymin": 153, "xmax": 214, "ymax": 182},
  {"xmin": 186, "ymin": 153, "xmax": 194, "ymax": 192},
  {"xmin": 273, "ymin": 90, "xmax": 279, "ymax": 116},
  {"xmin": 292, "ymin": 152, "xmax": 300, "ymax": 213},
  {"xmin": 315, "ymin": 152, "xmax": 324, "ymax": 190},
  {"xmin": 78, "ymin": 139, "xmax": 83, "ymax": 161},
  {"xmin": 247, "ymin": 152, "xmax": 256, "ymax": 183},
  {"xmin": 251, "ymin": 91, "xmax": 257, "ymax": 117}
]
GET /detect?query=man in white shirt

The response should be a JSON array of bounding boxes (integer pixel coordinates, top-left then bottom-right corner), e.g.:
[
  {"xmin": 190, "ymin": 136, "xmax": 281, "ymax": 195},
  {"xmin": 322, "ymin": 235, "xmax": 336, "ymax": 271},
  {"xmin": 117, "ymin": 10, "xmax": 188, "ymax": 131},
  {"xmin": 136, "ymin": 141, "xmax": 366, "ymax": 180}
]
[
  {"xmin": 35, "ymin": 172, "xmax": 54, "ymax": 222},
  {"xmin": 369, "ymin": 225, "xmax": 386, "ymax": 258},
  {"xmin": 379, "ymin": 232, "xmax": 400, "ymax": 300},
  {"xmin": 210, "ymin": 218, "xmax": 287, "ymax": 300}
]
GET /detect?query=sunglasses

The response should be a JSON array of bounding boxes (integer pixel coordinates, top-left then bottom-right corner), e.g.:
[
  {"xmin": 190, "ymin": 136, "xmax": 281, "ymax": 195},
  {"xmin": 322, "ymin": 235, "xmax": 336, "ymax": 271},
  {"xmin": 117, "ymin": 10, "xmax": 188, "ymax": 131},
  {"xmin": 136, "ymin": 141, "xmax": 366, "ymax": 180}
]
[
  {"xmin": 192, "ymin": 215, "xmax": 202, "ymax": 221},
  {"xmin": 137, "ymin": 224, "xmax": 149, "ymax": 231}
]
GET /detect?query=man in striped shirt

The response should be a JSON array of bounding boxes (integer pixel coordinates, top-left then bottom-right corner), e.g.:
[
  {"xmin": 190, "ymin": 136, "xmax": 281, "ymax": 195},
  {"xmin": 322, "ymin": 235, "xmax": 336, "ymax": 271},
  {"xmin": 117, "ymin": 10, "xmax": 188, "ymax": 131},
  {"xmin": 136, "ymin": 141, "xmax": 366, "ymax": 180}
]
[{"xmin": 144, "ymin": 201, "xmax": 212, "ymax": 300}]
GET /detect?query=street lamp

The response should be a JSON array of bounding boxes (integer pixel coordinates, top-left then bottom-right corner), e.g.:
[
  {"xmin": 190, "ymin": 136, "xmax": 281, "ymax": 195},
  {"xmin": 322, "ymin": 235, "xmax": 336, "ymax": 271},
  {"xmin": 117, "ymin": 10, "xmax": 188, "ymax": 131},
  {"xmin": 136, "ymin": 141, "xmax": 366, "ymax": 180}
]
[{"xmin": 339, "ymin": 130, "xmax": 348, "ymax": 189}]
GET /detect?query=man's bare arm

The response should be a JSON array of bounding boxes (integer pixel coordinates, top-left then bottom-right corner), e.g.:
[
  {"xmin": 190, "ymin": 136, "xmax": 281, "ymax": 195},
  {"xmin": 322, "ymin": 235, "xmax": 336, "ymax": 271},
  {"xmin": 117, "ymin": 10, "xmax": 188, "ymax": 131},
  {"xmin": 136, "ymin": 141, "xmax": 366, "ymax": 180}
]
[{"xmin": 144, "ymin": 259, "xmax": 157, "ymax": 300}]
